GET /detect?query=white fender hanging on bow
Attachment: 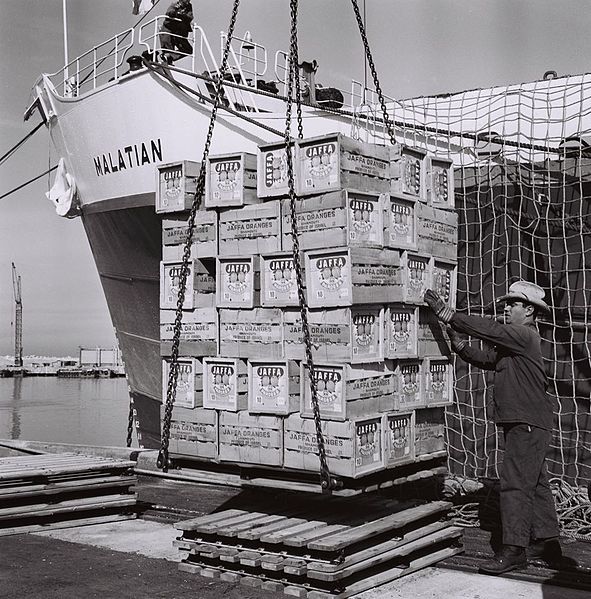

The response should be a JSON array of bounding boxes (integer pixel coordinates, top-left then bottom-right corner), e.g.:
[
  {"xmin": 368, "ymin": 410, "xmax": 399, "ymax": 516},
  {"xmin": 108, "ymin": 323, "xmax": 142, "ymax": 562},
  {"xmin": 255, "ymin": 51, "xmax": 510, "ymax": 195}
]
[{"xmin": 45, "ymin": 157, "xmax": 81, "ymax": 218}]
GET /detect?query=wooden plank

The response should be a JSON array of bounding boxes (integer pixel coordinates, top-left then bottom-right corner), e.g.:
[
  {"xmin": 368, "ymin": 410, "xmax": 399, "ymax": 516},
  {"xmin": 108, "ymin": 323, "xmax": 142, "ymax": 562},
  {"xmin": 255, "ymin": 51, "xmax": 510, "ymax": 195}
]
[
  {"xmin": 238, "ymin": 516, "xmax": 309, "ymax": 540},
  {"xmin": 0, "ymin": 512, "xmax": 136, "ymax": 537},
  {"xmin": 239, "ymin": 551, "xmax": 263, "ymax": 567},
  {"xmin": 174, "ymin": 509, "xmax": 247, "ymax": 531},
  {"xmin": 307, "ymin": 501, "xmax": 452, "ymax": 551},
  {"xmin": 306, "ymin": 545, "xmax": 463, "ymax": 599},
  {"xmin": 307, "ymin": 520, "xmax": 449, "ymax": 574},
  {"xmin": 285, "ymin": 523, "xmax": 351, "ymax": 548},
  {"xmin": 196, "ymin": 511, "xmax": 280, "ymax": 536},
  {"xmin": 222, "ymin": 514, "xmax": 290, "ymax": 538},
  {"xmin": 307, "ymin": 526, "xmax": 463, "ymax": 581},
  {"xmin": 0, "ymin": 462, "xmax": 135, "ymax": 481},
  {"xmin": 0, "ymin": 476, "xmax": 135, "ymax": 500},
  {"xmin": 0, "ymin": 494, "xmax": 137, "ymax": 521},
  {"xmin": 178, "ymin": 562, "xmax": 202, "ymax": 575}
]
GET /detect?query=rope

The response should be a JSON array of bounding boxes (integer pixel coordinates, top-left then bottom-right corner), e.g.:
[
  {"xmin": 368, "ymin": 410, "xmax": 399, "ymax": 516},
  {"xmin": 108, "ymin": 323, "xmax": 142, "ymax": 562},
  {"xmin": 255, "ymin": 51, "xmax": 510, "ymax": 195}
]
[
  {"xmin": 0, "ymin": 165, "xmax": 57, "ymax": 201},
  {"xmin": 0, "ymin": 122, "xmax": 44, "ymax": 166}
]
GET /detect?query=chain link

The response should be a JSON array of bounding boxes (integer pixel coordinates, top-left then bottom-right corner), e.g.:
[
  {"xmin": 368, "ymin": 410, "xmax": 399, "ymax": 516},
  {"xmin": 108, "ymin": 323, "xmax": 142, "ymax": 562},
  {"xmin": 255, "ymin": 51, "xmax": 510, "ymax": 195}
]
[
  {"xmin": 126, "ymin": 395, "xmax": 134, "ymax": 448},
  {"xmin": 350, "ymin": 0, "xmax": 397, "ymax": 146},
  {"xmin": 157, "ymin": 0, "xmax": 241, "ymax": 471},
  {"xmin": 285, "ymin": 0, "xmax": 334, "ymax": 494}
]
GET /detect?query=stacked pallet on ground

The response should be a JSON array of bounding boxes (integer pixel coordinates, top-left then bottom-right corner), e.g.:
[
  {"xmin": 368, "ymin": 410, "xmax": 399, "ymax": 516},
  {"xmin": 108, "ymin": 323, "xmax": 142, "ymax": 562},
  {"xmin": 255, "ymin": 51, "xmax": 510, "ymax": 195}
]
[
  {"xmin": 0, "ymin": 453, "xmax": 137, "ymax": 535},
  {"xmin": 173, "ymin": 495, "xmax": 462, "ymax": 597},
  {"xmin": 154, "ymin": 132, "xmax": 458, "ymax": 487}
]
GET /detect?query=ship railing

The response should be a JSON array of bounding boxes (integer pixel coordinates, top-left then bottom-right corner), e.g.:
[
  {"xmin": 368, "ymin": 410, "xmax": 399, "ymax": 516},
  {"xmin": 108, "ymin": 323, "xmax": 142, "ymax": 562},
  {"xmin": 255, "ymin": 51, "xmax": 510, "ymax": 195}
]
[{"xmin": 48, "ymin": 28, "xmax": 135, "ymax": 98}]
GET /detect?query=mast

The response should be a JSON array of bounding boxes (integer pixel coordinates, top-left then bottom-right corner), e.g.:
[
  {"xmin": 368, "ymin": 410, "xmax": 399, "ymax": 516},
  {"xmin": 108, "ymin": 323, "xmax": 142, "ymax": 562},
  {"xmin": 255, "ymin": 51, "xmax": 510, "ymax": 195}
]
[{"xmin": 11, "ymin": 263, "xmax": 23, "ymax": 368}]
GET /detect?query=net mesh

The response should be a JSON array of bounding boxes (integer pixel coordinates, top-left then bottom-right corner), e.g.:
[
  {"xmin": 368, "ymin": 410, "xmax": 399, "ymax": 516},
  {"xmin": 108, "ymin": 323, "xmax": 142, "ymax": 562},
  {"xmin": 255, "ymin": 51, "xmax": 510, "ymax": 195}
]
[{"xmin": 383, "ymin": 74, "xmax": 591, "ymax": 486}]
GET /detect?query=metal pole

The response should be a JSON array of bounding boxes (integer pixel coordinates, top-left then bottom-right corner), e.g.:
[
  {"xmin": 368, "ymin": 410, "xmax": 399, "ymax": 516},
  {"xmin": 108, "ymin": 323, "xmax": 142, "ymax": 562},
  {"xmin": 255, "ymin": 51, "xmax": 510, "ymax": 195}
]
[{"xmin": 63, "ymin": 0, "xmax": 69, "ymax": 81}]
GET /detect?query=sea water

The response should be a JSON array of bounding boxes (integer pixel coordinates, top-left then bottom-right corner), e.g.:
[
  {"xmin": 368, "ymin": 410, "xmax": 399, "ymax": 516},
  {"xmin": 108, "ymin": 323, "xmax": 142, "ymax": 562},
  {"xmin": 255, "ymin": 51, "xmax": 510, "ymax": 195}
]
[{"xmin": 0, "ymin": 377, "xmax": 132, "ymax": 448}]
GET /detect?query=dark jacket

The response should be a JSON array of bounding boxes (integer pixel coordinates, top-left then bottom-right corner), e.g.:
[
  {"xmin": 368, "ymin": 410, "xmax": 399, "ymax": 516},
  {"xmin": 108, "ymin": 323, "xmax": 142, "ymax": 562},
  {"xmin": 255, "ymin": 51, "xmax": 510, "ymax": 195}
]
[
  {"xmin": 163, "ymin": 1, "xmax": 193, "ymax": 36},
  {"xmin": 450, "ymin": 313, "xmax": 555, "ymax": 430}
]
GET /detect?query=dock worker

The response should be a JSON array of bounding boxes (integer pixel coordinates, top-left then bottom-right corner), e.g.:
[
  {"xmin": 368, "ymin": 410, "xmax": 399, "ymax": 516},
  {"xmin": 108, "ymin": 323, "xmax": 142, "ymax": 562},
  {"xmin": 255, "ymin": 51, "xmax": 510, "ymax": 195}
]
[
  {"xmin": 159, "ymin": 0, "xmax": 194, "ymax": 64},
  {"xmin": 424, "ymin": 281, "xmax": 561, "ymax": 575}
]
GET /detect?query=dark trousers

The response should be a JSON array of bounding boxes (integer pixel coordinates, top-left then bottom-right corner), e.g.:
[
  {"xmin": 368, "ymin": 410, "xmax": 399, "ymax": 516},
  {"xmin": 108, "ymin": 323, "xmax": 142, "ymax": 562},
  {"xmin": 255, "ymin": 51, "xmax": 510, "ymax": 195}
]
[{"xmin": 500, "ymin": 423, "xmax": 560, "ymax": 547}]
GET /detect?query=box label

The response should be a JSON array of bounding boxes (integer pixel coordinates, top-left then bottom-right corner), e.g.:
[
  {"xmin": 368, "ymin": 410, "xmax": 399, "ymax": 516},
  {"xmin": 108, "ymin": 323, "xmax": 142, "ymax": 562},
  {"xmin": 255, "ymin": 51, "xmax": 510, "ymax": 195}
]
[
  {"xmin": 205, "ymin": 361, "xmax": 238, "ymax": 409},
  {"xmin": 432, "ymin": 265, "xmax": 453, "ymax": 303},
  {"xmin": 387, "ymin": 307, "xmax": 417, "ymax": 355},
  {"xmin": 252, "ymin": 364, "xmax": 288, "ymax": 408},
  {"xmin": 220, "ymin": 260, "xmax": 254, "ymax": 305},
  {"xmin": 264, "ymin": 256, "xmax": 299, "ymax": 303},
  {"xmin": 398, "ymin": 362, "xmax": 421, "ymax": 409},
  {"xmin": 386, "ymin": 414, "xmax": 413, "ymax": 462},
  {"xmin": 355, "ymin": 418, "xmax": 382, "ymax": 469},
  {"xmin": 427, "ymin": 361, "xmax": 451, "ymax": 404},
  {"xmin": 309, "ymin": 254, "xmax": 350, "ymax": 302}
]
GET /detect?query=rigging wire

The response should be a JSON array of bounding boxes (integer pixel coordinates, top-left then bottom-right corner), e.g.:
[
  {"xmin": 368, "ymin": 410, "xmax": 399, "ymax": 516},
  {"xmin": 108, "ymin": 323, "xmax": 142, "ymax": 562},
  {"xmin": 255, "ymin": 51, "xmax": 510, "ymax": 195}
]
[
  {"xmin": 0, "ymin": 165, "xmax": 57, "ymax": 202},
  {"xmin": 0, "ymin": 122, "xmax": 44, "ymax": 167}
]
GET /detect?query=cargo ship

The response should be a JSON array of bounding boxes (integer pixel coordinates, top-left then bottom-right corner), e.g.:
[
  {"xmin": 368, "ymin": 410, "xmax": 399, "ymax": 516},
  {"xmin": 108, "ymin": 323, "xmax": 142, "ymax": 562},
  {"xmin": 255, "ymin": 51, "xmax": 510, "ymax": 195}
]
[{"xmin": 26, "ymin": 9, "xmax": 591, "ymax": 486}]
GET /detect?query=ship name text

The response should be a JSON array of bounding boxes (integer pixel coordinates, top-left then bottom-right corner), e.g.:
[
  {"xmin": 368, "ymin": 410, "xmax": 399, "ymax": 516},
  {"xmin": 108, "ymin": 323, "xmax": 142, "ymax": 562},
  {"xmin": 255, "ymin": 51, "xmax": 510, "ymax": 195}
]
[{"xmin": 93, "ymin": 138, "xmax": 163, "ymax": 176}]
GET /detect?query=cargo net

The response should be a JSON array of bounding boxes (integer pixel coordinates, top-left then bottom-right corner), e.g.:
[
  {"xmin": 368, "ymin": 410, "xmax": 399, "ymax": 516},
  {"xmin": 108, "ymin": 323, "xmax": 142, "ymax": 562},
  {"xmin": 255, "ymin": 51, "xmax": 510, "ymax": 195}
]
[{"xmin": 383, "ymin": 74, "xmax": 591, "ymax": 488}]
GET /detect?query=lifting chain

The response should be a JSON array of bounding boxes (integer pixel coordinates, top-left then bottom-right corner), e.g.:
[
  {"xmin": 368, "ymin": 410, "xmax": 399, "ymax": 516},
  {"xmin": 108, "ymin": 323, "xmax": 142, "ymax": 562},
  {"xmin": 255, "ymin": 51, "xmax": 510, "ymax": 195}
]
[
  {"xmin": 157, "ymin": 0, "xmax": 241, "ymax": 471},
  {"xmin": 285, "ymin": 0, "xmax": 336, "ymax": 494},
  {"xmin": 350, "ymin": 0, "xmax": 397, "ymax": 146},
  {"xmin": 126, "ymin": 395, "xmax": 134, "ymax": 447}
]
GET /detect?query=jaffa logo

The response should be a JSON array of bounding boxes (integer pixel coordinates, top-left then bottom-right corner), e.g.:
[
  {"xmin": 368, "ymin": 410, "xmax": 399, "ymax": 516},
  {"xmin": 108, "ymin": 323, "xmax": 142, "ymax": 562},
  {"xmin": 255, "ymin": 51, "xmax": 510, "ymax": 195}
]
[
  {"xmin": 306, "ymin": 143, "xmax": 335, "ymax": 179},
  {"xmin": 167, "ymin": 264, "xmax": 189, "ymax": 294},
  {"xmin": 211, "ymin": 364, "xmax": 234, "ymax": 396},
  {"xmin": 434, "ymin": 269, "xmax": 451, "ymax": 301},
  {"xmin": 162, "ymin": 167, "xmax": 182, "ymax": 199},
  {"xmin": 353, "ymin": 313, "xmax": 376, "ymax": 347},
  {"xmin": 256, "ymin": 365, "xmax": 284, "ymax": 398},
  {"xmin": 264, "ymin": 151, "xmax": 288, "ymax": 188},
  {"xmin": 269, "ymin": 258, "xmax": 295, "ymax": 292},
  {"xmin": 176, "ymin": 363, "xmax": 192, "ymax": 393},
  {"xmin": 430, "ymin": 362, "xmax": 447, "ymax": 391},
  {"xmin": 356, "ymin": 421, "xmax": 378, "ymax": 457},
  {"xmin": 390, "ymin": 201, "xmax": 411, "ymax": 234},
  {"xmin": 225, "ymin": 262, "xmax": 250, "ymax": 294},
  {"xmin": 313, "ymin": 368, "xmax": 341, "ymax": 405},
  {"xmin": 214, "ymin": 160, "xmax": 240, "ymax": 191},
  {"xmin": 408, "ymin": 259, "xmax": 427, "ymax": 290},
  {"xmin": 316, "ymin": 255, "xmax": 346, "ymax": 291},
  {"xmin": 349, "ymin": 199, "xmax": 374, "ymax": 234},
  {"xmin": 401, "ymin": 364, "xmax": 419, "ymax": 394},
  {"xmin": 390, "ymin": 311, "xmax": 411, "ymax": 342}
]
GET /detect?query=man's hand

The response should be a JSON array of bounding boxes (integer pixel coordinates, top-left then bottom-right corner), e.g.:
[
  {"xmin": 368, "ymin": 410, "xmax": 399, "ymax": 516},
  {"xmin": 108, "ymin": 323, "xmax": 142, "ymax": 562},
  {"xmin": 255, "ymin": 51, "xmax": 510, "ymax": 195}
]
[
  {"xmin": 446, "ymin": 326, "xmax": 467, "ymax": 353},
  {"xmin": 424, "ymin": 289, "xmax": 454, "ymax": 323}
]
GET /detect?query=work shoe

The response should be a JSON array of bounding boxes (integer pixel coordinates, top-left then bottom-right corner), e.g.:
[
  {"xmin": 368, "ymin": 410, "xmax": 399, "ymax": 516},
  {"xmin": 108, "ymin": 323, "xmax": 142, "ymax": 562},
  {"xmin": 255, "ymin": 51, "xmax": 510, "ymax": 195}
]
[
  {"xmin": 478, "ymin": 545, "xmax": 527, "ymax": 575},
  {"xmin": 527, "ymin": 538, "xmax": 563, "ymax": 565}
]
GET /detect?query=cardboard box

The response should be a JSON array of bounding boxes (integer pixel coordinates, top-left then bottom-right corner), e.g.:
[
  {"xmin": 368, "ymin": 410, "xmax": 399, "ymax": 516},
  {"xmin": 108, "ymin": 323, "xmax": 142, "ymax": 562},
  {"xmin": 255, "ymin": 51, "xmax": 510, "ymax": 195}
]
[
  {"xmin": 283, "ymin": 306, "xmax": 384, "ymax": 363},
  {"xmin": 162, "ymin": 212, "xmax": 218, "ymax": 259},
  {"xmin": 384, "ymin": 412, "xmax": 415, "ymax": 467},
  {"xmin": 418, "ymin": 307, "xmax": 450, "ymax": 358},
  {"xmin": 160, "ymin": 259, "xmax": 216, "ymax": 309},
  {"xmin": 283, "ymin": 414, "xmax": 385, "ymax": 478},
  {"xmin": 427, "ymin": 156, "xmax": 455, "ymax": 209},
  {"xmin": 155, "ymin": 160, "xmax": 201, "ymax": 213},
  {"xmin": 383, "ymin": 194, "xmax": 417, "ymax": 250},
  {"xmin": 300, "ymin": 362, "xmax": 396, "ymax": 421},
  {"xmin": 257, "ymin": 141, "xmax": 296, "ymax": 199},
  {"xmin": 389, "ymin": 145, "xmax": 427, "ymax": 199},
  {"xmin": 415, "ymin": 406, "xmax": 447, "ymax": 456},
  {"xmin": 203, "ymin": 357, "xmax": 248, "ymax": 411},
  {"xmin": 219, "ymin": 308, "xmax": 283, "ymax": 359},
  {"xmin": 218, "ymin": 201, "xmax": 281, "ymax": 256},
  {"xmin": 218, "ymin": 411, "xmax": 283, "ymax": 466},
  {"xmin": 205, "ymin": 152, "xmax": 258, "ymax": 208},
  {"xmin": 384, "ymin": 304, "xmax": 419, "ymax": 359},
  {"xmin": 400, "ymin": 252, "xmax": 431, "ymax": 304},
  {"xmin": 416, "ymin": 203, "xmax": 458, "ymax": 261},
  {"xmin": 160, "ymin": 308, "xmax": 217, "ymax": 357},
  {"xmin": 248, "ymin": 360, "xmax": 300, "ymax": 415},
  {"xmin": 162, "ymin": 357, "xmax": 203, "ymax": 409},
  {"xmin": 305, "ymin": 247, "xmax": 402, "ymax": 308},
  {"xmin": 432, "ymin": 259, "xmax": 457, "ymax": 309},
  {"xmin": 216, "ymin": 256, "xmax": 260, "ymax": 308},
  {"xmin": 425, "ymin": 357, "xmax": 454, "ymax": 406},
  {"xmin": 396, "ymin": 359, "xmax": 425, "ymax": 411},
  {"xmin": 260, "ymin": 252, "xmax": 305, "ymax": 307},
  {"xmin": 296, "ymin": 133, "xmax": 390, "ymax": 196},
  {"xmin": 160, "ymin": 405, "xmax": 218, "ymax": 460},
  {"xmin": 282, "ymin": 190, "xmax": 384, "ymax": 251}
]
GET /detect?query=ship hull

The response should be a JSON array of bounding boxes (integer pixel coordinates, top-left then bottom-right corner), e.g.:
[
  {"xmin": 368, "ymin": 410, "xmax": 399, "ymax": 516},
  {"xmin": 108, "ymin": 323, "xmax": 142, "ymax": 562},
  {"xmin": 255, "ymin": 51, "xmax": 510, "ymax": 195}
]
[{"xmin": 82, "ymin": 196, "xmax": 162, "ymax": 447}]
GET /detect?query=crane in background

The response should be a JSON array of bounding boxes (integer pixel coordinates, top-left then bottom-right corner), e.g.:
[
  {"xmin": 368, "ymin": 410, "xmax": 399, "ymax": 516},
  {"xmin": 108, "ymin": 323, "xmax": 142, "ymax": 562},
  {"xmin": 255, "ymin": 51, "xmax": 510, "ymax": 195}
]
[{"xmin": 11, "ymin": 262, "xmax": 23, "ymax": 368}]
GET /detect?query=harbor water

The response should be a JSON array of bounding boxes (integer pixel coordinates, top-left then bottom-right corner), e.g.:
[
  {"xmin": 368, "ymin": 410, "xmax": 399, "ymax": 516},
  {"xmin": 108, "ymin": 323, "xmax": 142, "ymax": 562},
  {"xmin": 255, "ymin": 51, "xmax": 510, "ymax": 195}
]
[{"xmin": 0, "ymin": 377, "xmax": 133, "ymax": 447}]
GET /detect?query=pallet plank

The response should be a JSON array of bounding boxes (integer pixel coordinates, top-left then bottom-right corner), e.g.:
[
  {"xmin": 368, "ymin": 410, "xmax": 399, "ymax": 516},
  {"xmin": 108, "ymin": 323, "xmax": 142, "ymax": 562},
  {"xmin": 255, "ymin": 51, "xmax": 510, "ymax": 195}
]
[{"xmin": 307, "ymin": 501, "xmax": 452, "ymax": 551}]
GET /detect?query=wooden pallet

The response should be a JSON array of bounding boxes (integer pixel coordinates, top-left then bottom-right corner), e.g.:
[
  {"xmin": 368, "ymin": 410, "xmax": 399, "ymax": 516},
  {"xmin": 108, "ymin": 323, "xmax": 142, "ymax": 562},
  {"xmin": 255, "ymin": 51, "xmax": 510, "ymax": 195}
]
[
  {"xmin": 0, "ymin": 453, "xmax": 137, "ymax": 535},
  {"xmin": 174, "ymin": 496, "xmax": 462, "ymax": 597}
]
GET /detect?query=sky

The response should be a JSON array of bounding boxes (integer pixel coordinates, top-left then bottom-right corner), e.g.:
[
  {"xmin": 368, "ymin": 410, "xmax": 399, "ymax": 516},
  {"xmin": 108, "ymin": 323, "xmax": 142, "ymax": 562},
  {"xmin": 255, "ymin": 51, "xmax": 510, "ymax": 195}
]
[{"xmin": 1, "ymin": 0, "xmax": 591, "ymax": 356}]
